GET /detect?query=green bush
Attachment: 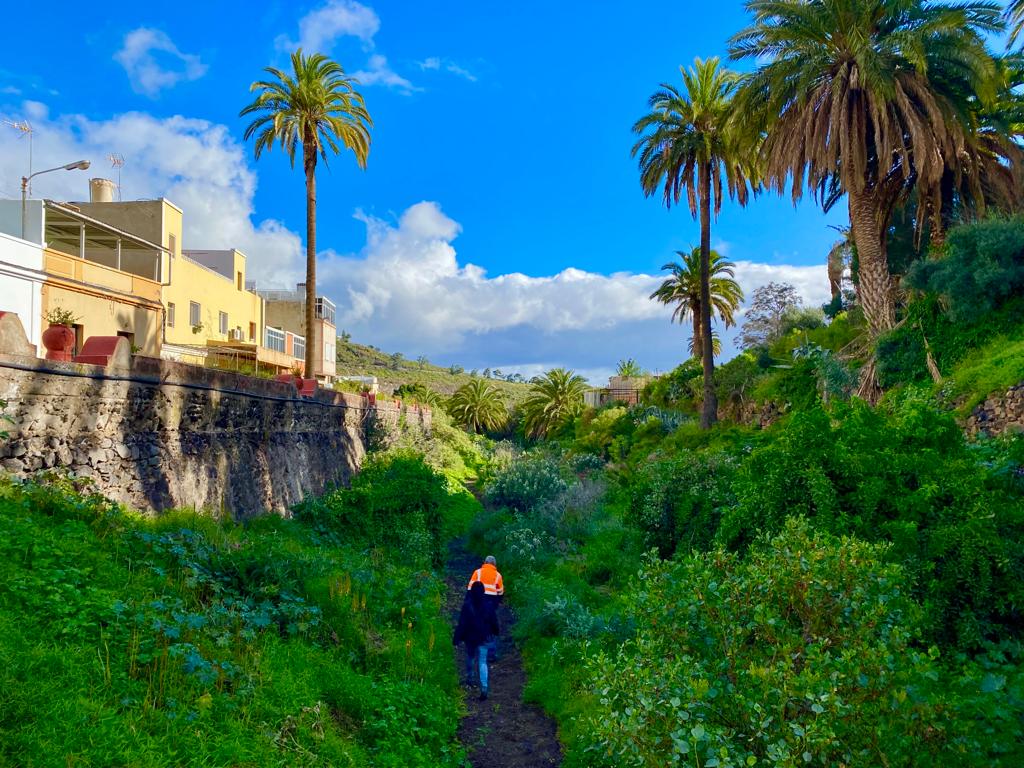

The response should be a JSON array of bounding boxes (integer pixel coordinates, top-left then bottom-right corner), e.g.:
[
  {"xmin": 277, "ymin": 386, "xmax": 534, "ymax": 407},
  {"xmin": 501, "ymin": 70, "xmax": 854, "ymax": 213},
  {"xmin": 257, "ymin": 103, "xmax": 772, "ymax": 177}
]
[
  {"xmin": 483, "ymin": 452, "xmax": 568, "ymax": 514},
  {"xmin": 296, "ymin": 450, "xmax": 476, "ymax": 568},
  {"xmin": 623, "ymin": 451, "xmax": 738, "ymax": 557},
  {"xmin": 581, "ymin": 520, "xmax": 1022, "ymax": 767},
  {"xmin": 906, "ymin": 215, "xmax": 1024, "ymax": 323},
  {"xmin": 720, "ymin": 398, "xmax": 1024, "ymax": 649}
]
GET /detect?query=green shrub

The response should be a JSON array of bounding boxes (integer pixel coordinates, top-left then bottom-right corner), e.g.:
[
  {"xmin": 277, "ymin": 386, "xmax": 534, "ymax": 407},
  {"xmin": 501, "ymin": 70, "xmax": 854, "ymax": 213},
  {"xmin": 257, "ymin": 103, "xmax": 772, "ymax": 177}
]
[
  {"xmin": 624, "ymin": 451, "xmax": 738, "ymax": 557},
  {"xmin": 483, "ymin": 452, "xmax": 568, "ymax": 513},
  {"xmin": 720, "ymin": 398, "xmax": 1024, "ymax": 649},
  {"xmin": 906, "ymin": 215, "xmax": 1024, "ymax": 323},
  {"xmin": 296, "ymin": 451, "xmax": 476, "ymax": 568},
  {"xmin": 581, "ymin": 520, "xmax": 1021, "ymax": 767},
  {"xmin": 0, "ymin": 469, "xmax": 467, "ymax": 766}
]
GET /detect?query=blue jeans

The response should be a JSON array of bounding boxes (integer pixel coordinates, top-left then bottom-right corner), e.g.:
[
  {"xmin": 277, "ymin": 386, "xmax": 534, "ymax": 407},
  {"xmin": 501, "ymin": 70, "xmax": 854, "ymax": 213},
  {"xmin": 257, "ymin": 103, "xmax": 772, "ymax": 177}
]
[{"xmin": 466, "ymin": 639, "xmax": 496, "ymax": 692}]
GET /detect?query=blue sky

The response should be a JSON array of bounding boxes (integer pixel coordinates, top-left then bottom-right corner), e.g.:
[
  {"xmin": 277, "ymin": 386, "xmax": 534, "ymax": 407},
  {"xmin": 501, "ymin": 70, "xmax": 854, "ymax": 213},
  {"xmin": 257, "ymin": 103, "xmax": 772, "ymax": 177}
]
[{"xmin": 0, "ymin": 0, "xmax": 851, "ymax": 381}]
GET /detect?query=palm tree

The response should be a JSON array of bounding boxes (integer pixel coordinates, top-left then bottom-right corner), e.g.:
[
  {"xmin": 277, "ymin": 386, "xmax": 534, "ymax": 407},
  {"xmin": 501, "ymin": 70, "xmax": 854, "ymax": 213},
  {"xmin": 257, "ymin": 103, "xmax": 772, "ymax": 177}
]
[
  {"xmin": 633, "ymin": 57, "xmax": 756, "ymax": 429},
  {"xmin": 649, "ymin": 247, "xmax": 744, "ymax": 361},
  {"xmin": 616, "ymin": 359, "xmax": 644, "ymax": 378},
  {"xmin": 1009, "ymin": 1, "xmax": 1024, "ymax": 47},
  {"xmin": 241, "ymin": 49, "xmax": 372, "ymax": 377},
  {"xmin": 730, "ymin": 0, "xmax": 1002, "ymax": 339},
  {"xmin": 447, "ymin": 380, "xmax": 507, "ymax": 434},
  {"xmin": 521, "ymin": 368, "xmax": 590, "ymax": 439}
]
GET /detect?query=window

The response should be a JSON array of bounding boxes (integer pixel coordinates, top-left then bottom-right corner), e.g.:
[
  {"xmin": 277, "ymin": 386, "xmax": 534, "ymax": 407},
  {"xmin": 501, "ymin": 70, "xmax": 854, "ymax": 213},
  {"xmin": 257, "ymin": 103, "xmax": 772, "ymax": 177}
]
[
  {"xmin": 219, "ymin": 311, "xmax": 228, "ymax": 335},
  {"xmin": 168, "ymin": 233, "xmax": 176, "ymax": 258},
  {"xmin": 189, "ymin": 301, "xmax": 201, "ymax": 327},
  {"xmin": 249, "ymin": 322, "xmax": 256, "ymax": 341},
  {"xmin": 293, "ymin": 335, "xmax": 306, "ymax": 361},
  {"xmin": 236, "ymin": 271, "xmax": 243, "ymax": 290},
  {"xmin": 265, "ymin": 327, "xmax": 285, "ymax": 353},
  {"xmin": 167, "ymin": 302, "xmax": 175, "ymax": 328},
  {"xmin": 315, "ymin": 297, "xmax": 336, "ymax": 325}
]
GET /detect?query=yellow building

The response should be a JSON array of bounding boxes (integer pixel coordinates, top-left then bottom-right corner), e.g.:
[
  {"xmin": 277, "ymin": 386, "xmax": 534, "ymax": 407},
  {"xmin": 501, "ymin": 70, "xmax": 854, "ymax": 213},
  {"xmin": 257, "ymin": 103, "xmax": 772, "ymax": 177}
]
[
  {"xmin": 75, "ymin": 196, "xmax": 300, "ymax": 376},
  {"xmin": 0, "ymin": 199, "xmax": 167, "ymax": 356},
  {"xmin": 164, "ymin": 249, "xmax": 262, "ymax": 346}
]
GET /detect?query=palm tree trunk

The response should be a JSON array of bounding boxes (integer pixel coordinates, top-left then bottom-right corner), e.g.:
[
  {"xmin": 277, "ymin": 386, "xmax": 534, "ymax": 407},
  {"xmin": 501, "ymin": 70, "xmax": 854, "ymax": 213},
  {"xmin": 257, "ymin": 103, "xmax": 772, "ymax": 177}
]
[
  {"xmin": 691, "ymin": 300, "xmax": 702, "ymax": 359},
  {"xmin": 848, "ymin": 188, "xmax": 894, "ymax": 338},
  {"xmin": 303, "ymin": 141, "xmax": 317, "ymax": 379},
  {"xmin": 698, "ymin": 161, "xmax": 717, "ymax": 429}
]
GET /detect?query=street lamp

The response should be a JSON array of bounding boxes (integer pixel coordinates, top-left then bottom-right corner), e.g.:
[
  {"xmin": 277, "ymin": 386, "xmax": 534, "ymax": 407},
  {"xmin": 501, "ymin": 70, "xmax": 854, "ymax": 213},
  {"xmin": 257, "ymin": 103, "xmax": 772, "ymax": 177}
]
[{"xmin": 21, "ymin": 159, "xmax": 91, "ymax": 240}]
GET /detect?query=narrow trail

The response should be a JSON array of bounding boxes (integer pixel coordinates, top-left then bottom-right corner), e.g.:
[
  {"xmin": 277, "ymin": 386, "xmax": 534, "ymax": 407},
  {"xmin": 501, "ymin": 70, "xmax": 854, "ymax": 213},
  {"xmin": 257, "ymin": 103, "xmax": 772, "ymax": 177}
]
[{"xmin": 446, "ymin": 538, "xmax": 563, "ymax": 768}]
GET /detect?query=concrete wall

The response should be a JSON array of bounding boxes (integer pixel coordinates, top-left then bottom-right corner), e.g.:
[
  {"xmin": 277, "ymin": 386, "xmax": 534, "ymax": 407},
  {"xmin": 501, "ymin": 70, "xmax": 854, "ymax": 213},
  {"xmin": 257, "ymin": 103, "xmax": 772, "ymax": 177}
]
[
  {"xmin": 0, "ymin": 231, "xmax": 44, "ymax": 351},
  {"xmin": 0, "ymin": 351, "xmax": 431, "ymax": 518},
  {"xmin": 0, "ymin": 200, "xmax": 44, "ymax": 244}
]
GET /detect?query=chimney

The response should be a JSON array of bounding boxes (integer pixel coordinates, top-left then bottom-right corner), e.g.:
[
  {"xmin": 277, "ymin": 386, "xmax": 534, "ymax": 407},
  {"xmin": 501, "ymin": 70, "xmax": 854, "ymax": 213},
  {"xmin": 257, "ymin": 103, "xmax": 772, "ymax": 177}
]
[{"xmin": 89, "ymin": 178, "xmax": 117, "ymax": 203}]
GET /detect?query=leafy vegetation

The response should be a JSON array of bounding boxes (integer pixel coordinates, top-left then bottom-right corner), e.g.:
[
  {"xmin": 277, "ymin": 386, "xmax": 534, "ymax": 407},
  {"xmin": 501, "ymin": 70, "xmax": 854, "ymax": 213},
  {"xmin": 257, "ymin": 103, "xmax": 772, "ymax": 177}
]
[{"xmin": 0, "ymin": 448, "xmax": 478, "ymax": 766}]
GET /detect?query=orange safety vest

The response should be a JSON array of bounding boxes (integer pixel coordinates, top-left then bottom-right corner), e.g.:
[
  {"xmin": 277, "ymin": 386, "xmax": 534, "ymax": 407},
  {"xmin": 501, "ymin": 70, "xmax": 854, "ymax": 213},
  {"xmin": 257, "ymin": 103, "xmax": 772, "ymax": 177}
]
[{"xmin": 467, "ymin": 563, "xmax": 504, "ymax": 596}]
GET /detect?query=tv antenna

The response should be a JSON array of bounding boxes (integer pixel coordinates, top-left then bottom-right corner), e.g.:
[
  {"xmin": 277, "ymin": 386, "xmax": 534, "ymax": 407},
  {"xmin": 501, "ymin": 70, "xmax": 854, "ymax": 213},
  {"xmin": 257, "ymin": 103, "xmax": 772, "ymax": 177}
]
[
  {"xmin": 108, "ymin": 154, "xmax": 125, "ymax": 200},
  {"xmin": 3, "ymin": 119, "xmax": 34, "ymax": 194}
]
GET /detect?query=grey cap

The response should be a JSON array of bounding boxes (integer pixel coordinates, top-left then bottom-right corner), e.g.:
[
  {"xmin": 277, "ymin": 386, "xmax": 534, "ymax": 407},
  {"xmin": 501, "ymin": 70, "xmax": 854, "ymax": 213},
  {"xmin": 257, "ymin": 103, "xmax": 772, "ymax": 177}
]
[{"xmin": 484, "ymin": 555, "xmax": 497, "ymax": 565}]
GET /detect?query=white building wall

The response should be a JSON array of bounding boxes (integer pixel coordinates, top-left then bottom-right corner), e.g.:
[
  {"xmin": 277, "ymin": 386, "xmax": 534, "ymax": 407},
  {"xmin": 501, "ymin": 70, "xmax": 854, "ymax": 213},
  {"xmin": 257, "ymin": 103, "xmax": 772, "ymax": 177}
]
[{"xmin": 0, "ymin": 230, "xmax": 45, "ymax": 351}]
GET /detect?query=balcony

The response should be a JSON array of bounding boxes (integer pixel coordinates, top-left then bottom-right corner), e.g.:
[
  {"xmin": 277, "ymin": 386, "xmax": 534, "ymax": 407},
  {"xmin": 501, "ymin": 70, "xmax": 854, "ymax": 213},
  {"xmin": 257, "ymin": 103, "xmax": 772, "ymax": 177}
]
[
  {"xmin": 42, "ymin": 201, "xmax": 165, "ymax": 284},
  {"xmin": 44, "ymin": 248, "xmax": 161, "ymax": 303}
]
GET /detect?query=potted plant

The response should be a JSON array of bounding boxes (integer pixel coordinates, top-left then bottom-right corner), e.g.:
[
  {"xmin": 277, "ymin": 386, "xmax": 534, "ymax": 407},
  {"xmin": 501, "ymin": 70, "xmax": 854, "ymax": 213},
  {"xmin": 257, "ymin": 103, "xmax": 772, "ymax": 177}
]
[{"xmin": 42, "ymin": 307, "xmax": 79, "ymax": 362}]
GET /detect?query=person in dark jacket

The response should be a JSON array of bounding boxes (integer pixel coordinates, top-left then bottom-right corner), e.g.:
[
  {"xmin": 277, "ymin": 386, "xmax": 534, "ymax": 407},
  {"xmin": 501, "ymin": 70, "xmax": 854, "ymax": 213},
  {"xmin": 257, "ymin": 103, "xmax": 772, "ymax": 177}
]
[{"xmin": 453, "ymin": 581, "xmax": 499, "ymax": 699}]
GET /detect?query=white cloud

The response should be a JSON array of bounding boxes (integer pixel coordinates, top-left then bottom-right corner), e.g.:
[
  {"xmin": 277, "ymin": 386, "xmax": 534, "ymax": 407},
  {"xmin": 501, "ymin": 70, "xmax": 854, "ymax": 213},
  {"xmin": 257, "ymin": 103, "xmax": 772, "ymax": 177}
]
[
  {"xmin": 352, "ymin": 54, "xmax": 419, "ymax": 93},
  {"xmin": 0, "ymin": 105, "xmax": 302, "ymax": 287},
  {"xmin": 0, "ymin": 86, "xmax": 21, "ymax": 96},
  {"xmin": 276, "ymin": 1, "xmax": 418, "ymax": 93},
  {"xmin": 444, "ymin": 62, "xmax": 477, "ymax": 82},
  {"xmin": 417, "ymin": 57, "xmax": 478, "ymax": 82},
  {"xmin": 314, "ymin": 203, "xmax": 829, "ymax": 374},
  {"xmin": 114, "ymin": 28, "xmax": 207, "ymax": 98},
  {"xmin": 275, "ymin": 0, "xmax": 380, "ymax": 54},
  {"xmin": 733, "ymin": 261, "xmax": 830, "ymax": 309}
]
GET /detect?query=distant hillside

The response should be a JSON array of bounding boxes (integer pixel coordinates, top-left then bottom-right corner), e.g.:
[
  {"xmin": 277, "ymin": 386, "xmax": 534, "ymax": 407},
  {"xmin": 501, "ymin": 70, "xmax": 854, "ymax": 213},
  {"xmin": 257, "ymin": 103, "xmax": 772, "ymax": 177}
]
[{"xmin": 335, "ymin": 339, "xmax": 531, "ymax": 403}]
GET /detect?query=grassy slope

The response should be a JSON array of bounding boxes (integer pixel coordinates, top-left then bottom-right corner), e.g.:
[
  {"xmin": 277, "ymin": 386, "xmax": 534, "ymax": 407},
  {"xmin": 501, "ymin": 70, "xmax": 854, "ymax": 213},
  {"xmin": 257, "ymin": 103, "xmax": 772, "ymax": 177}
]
[
  {"xmin": 0, "ymin": 453, "xmax": 481, "ymax": 767},
  {"xmin": 945, "ymin": 324, "xmax": 1024, "ymax": 414},
  {"xmin": 335, "ymin": 341, "xmax": 531, "ymax": 403}
]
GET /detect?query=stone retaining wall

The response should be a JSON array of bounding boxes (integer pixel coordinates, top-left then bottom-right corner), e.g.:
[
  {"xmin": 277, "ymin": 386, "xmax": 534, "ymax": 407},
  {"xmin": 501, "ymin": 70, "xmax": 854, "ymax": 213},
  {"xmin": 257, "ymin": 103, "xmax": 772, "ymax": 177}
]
[
  {"xmin": 965, "ymin": 382, "xmax": 1024, "ymax": 438},
  {"xmin": 0, "ymin": 351, "xmax": 430, "ymax": 518}
]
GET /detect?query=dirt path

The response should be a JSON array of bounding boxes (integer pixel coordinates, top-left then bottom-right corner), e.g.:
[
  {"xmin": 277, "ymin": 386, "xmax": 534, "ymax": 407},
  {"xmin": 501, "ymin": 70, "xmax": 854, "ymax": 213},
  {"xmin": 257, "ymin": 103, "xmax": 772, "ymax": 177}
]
[{"xmin": 446, "ymin": 539, "xmax": 562, "ymax": 768}]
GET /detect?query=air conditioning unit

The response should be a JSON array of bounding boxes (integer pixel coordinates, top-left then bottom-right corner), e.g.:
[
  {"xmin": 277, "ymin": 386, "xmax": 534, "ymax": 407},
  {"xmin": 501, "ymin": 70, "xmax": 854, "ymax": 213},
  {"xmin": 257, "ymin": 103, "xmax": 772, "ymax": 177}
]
[{"xmin": 229, "ymin": 328, "xmax": 244, "ymax": 341}]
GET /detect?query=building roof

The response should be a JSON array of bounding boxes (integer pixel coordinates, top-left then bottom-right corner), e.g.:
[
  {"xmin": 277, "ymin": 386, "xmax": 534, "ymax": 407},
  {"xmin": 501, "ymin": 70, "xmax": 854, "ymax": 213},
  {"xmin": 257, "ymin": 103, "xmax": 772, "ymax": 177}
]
[{"xmin": 44, "ymin": 200, "xmax": 169, "ymax": 254}]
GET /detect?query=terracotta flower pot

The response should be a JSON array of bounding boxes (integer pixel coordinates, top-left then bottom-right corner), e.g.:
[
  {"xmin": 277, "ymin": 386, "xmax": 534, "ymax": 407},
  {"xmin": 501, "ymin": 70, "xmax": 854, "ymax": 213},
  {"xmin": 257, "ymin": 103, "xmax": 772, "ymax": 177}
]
[{"xmin": 42, "ymin": 323, "xmax": 75, "ymax": 362}]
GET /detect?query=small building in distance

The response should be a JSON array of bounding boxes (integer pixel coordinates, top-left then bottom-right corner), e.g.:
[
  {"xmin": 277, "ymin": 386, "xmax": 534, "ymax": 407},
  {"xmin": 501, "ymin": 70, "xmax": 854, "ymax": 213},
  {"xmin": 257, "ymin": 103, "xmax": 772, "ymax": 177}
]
[
  {"xmin": 254, "ymin": 284, "xmax": 337, "ymax": 383},
  {"xmin": 584, "ymin": 375, "xmax": 652, "ymax": 408}
]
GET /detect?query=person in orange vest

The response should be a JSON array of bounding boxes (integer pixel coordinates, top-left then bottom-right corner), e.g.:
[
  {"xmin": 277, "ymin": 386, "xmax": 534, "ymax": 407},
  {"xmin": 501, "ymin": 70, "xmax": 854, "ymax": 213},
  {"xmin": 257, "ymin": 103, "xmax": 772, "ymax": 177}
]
[{"xmin": 467, "ymin": 555, "xmax": 503, "ymax": 664}]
